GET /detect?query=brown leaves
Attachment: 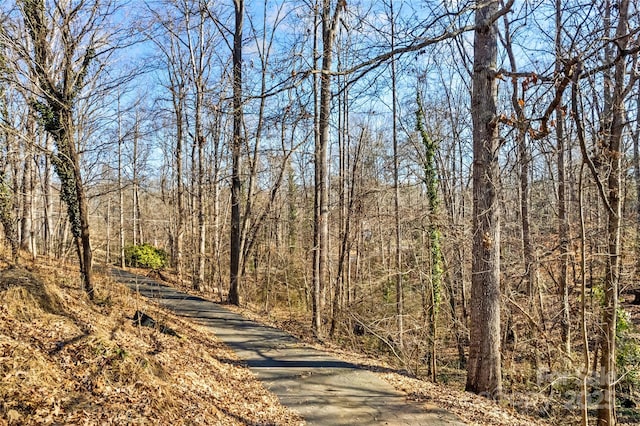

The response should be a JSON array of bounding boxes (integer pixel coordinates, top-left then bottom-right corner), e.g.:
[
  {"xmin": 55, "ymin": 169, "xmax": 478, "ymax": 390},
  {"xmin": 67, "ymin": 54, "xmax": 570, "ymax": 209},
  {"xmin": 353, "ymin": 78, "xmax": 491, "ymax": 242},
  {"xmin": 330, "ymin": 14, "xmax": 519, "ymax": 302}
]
[
  {"xmin": 1, "ymin": 264, "xmax": 303, "ymax": 425},
  {"xmin": 482, "ymin": 232, "xmax": 493, "ymax": 249},
  {"xmin": 498, "ymin": 73, "xmax": 544, "ymax": 131},
  {"xmin": 381, "ymin": 373, "xmax": 553, "ymax": 426},
  {"xmin": 498, "ymin": 114, "xmax": 516, "ymax": 126},
  {"xmin": 521, "ymin": 73, "xmax": 538, "ymax": 92}
]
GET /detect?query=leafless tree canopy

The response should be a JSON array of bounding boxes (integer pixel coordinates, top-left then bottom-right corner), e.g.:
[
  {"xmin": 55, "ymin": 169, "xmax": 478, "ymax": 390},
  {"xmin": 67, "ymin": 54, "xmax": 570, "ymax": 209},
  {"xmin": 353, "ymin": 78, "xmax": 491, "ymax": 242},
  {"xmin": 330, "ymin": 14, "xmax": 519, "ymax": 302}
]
[{"xmin": 1, "ymin": 1, "xmax": 640, "ymax": 424}]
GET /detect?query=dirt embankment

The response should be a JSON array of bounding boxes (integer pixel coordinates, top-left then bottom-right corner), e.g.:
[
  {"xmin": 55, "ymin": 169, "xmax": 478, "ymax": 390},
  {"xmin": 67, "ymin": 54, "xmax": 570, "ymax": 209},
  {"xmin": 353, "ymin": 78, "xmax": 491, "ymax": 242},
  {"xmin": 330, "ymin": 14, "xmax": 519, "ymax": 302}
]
[{"xmin": 0, "ymin": 264, "xmax": 302, "ymax": 425}]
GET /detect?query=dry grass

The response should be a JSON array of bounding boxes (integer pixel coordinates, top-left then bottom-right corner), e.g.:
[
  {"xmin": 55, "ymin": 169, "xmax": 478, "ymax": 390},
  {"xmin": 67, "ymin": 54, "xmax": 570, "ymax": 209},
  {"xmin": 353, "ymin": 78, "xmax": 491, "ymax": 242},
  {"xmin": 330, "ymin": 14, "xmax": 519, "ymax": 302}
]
[{"xmin": 0, "ymin": 261, "xmax": 303, "ymax": 425}]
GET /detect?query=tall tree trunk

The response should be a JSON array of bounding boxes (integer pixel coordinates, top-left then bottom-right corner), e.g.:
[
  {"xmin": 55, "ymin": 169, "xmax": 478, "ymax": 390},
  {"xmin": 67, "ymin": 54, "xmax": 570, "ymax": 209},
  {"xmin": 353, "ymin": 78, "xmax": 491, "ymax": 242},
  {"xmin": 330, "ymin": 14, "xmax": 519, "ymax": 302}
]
[
  {"xmin": 634, "ymin": 82, "xmax": 640, "ymax": 300},
  {"xmin": 555, "ymin": 0, "xmax": 571, "ymax": 354},
  {"xmin": 417, "ymin": 92, "xmax": 443, "ymax": 383},
  {"xmin": 185, "ymin": 6, "xmax": 208, "ymax": 291},
  {"xmin": 438, "ymin": 82, "xmax": 469, "ymax": 369},
  {"xmin": 31, "ymin": 73, "xmax": 94, "ymax": 298},
  {"xmin": 598, "ymin": 2, "xmax": 630, "ymax": 423},
  {"xmin": 466, "ymin": 0, "xmax": 502, "ymax": 398},
  {"xmin": 578, "ymin": 164, "xmax": 591, "ymax": 426},
  {"xmin": 502, "ymin": 11, "xmax": 547, "ymax": 370},
  {"xmin": 518, "ymin": 135, "xmax": 536, "ymax": 297},
  {"xmin": 173, "ymin": 87, "xmax": 185, "ymax": 283},
  {"xmin": 598, "ymin": 3, "xmax": 629, "ymax": 424},
  {"xmin": 229, "ymin": 0, "xmax": 244, "ymax": 305},
  {"xmin": 555, "ymin": 0, "xmax": 571, "ymax": 356},
  {"xmin": 0, "ymin": 127, "xmax": 18, "ymax": 262},
  {"xmin": 312, "ymin": 0, "xmax": 341, "ymax": 337},
  {"xmin": 211, "ymin": 105, "xmax": 222, "ymax": 298},
  {"xmin": 502, "ymin": 7, "xmax": 538, "ymax": 301},
  {"xmin": 390, "ymin": 0, "xmax": 404, "ymax": 352},
  {"xmin": 62, "ymin": 111, "xmax": 94, "ymax": 298},
  {"xmin": 239, "ymin": 3, "xmax": 283, "ymax": 278},
  {"xmin": 43, "ymin": 135, "xmax": 53, "ymax": 257},
  {"xmin": 20, "ymin": 117, "xmax": 36, "ymax": 258},
  {"xmin": 195, "ymin": 128, "xmax": 205, "ymax": 291},
  {"xmin": 311, "ymin": 0, "xmax": 322, "ymax": 335},
  {"xmin": 330, "ymin": 37, "xmax": 348, "ymax": 336},
  {"xmin": 106, "ymin": 196, "xmax": 111, "ymax": 264},
  {"xmin": 132, "ymin": 116, "xmax": 144, "ymax": 247},
  {"xmin": 330, "ymin": 129, "xmax": 362, "ymax": 337},
  {"xmin": 118, "ymin": 99, "xmax": 125, "ymax": 268}
]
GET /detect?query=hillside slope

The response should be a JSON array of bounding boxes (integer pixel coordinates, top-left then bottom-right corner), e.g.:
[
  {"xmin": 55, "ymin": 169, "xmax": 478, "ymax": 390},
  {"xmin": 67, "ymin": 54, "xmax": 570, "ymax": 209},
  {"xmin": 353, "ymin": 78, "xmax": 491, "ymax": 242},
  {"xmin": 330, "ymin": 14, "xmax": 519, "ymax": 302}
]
[{"xmin": 0, "ymin": 262, "xmax": 302, "ymax": 425}]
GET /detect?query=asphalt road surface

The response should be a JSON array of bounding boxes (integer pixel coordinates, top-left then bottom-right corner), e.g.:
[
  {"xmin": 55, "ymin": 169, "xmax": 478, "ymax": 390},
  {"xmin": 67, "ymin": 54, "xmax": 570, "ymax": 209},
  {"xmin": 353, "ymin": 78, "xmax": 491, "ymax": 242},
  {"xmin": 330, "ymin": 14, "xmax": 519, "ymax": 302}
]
[{"xmin": 112, "ymin": 268, "xmax": 466, "ymax": 426}]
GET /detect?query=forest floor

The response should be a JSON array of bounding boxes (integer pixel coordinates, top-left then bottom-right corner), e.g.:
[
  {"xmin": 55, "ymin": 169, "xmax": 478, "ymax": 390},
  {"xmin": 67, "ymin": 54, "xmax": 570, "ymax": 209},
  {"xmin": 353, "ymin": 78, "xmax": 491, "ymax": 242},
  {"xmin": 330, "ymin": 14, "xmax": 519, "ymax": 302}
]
[{"xmin": 0, "ymin": 258, "xmax": 572, "ymax": 425}]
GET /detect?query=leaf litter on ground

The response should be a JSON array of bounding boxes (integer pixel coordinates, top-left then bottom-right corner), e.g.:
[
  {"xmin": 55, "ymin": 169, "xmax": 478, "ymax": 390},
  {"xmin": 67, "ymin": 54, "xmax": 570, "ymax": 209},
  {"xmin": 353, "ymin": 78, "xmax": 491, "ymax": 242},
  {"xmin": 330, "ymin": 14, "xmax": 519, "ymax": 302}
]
[{"xmin": 0, "ymin": 260, "xmax": 303, "ymax": 426}]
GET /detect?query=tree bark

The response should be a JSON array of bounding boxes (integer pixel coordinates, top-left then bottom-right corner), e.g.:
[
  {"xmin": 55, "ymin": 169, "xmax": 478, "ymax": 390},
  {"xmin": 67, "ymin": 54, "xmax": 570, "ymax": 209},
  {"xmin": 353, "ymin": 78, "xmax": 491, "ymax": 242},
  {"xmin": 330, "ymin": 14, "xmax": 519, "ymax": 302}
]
[
  {"xmin": 466, "ymin": 0, "xmax": 502, "ymax": 399},
  {"xmin": 597, "ymin": 2, "xmax": 630, "ymax": 424},
  {"xmin": 390, "ymin": 0, "xmax": 404, "ymax": 352},
  {"xmin": 117, "ymin": 98, "xmax": 125, "ymax": 268},
  {"xmin": 311, "ymin": 0, "xmax": 322, "ymax": 335},
  {"xmin": 598, "ymin": 4, "xmax": 628, "ymax": 424},
  {"xmin": 132, "ymin": 119, "xmax": 139, "ymax": 246},
  {"xmin": 20, "ymin": 117, "xmax": 36, "ymax": 258},
  {"xmin": 21, "ymin": 0, "xmax": 95, "ymax": 297},
  {"xmin": 417, "ymin": 93, "xmax": 443, "ymax": 383},
  {"xmin": 42, "ymin": 135, "xmax": 53, "ymax": 257},
  {"xmin": 312, "ymin": 0, "xmax": 341, "ymax": 336},
  {"xmin": 555, "ymin": 0, "xmax": 571, "ymax": 356},
  {"xmin": 0, "ymin": 125, "xmax": 18, "ymax": 262},
  {"xmin": 184, "ymin": 6, "xmax": 208, "ymax": 291},
  {"xmin": 229, "ymin": 0, "xmax": 244, "ymax": 305}
]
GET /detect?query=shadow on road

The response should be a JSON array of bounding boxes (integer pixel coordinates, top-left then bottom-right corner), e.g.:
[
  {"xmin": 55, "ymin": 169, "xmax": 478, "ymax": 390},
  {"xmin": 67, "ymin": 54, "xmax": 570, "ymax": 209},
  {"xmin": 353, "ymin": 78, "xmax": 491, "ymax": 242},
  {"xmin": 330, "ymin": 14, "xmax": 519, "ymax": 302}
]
[{"xmin": 112, "ymin": 267, "xmax": 466, "ymax": 426}]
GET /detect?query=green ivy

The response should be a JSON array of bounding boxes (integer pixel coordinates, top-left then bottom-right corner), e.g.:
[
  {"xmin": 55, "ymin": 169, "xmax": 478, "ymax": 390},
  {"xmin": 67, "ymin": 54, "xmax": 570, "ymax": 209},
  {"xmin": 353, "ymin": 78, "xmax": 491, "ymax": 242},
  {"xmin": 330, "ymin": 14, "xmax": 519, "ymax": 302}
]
[
  {"xmin": 51, "ymin": 153, "xmax": 81, "ymax": 238},
  {"xmin": 30, "ymin": 97, "xmax": 82, "ymax": 239},
  {"xmin": 0, "ymin": 172, "xmax": 17, "ymax": 257},
  {"xmin": 416, "ymin": 91, "xmax": 442, "ymax": 313},
  {"xmin": 30, "ymin": 100, "xmax": 57, "ymax": 130}
]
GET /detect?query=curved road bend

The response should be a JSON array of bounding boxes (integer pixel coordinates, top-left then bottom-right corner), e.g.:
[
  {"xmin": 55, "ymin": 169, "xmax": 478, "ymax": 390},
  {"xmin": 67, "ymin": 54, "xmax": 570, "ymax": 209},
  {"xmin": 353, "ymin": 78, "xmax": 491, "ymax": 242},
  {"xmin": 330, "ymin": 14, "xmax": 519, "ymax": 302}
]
[{"xmin": 112, "ymin": 268, "xmax": 466, "ymax": 426}]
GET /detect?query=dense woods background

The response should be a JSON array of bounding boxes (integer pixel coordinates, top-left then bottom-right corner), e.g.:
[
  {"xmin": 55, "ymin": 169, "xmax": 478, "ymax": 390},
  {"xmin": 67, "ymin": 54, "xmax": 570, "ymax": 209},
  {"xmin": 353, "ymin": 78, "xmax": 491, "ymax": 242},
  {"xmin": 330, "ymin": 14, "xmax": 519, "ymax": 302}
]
[{"xmin": 1, "ymin": 1, "xmax": 640, "ymax": 424}]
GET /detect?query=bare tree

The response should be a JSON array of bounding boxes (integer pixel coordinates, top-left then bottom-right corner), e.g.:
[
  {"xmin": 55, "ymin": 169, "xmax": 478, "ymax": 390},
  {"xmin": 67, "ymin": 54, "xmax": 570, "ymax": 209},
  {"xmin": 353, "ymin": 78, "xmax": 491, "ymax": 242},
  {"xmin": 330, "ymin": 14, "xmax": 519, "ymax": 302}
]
[
  {"xmin": 310, "ymin": 0, "xmax": 342, "ymax": 336},
  {"xmin": 228, "ymin": 0, "xmax": 244, "ymax": 305},
  {"xmin": 389, "ymin": 0, "xmax": 404, "ymax": 352},
  {"xmin": 19, "ymin": 114, "xmax": 36, "ymax": 258},
  {"xmin": 16, "ymin": 0, "xmax": 112, "ymax": 297},
  {"xmin": 0, "ymin": 57, "xmax": 19, "ymax": 262},
  {"xmin": 117, "ymin": 95, "xmax": 125, "ymax": 268},
  {"xmin": 595, "ymin": 1, "xmax": 633, "ymax": 423},
  {"xmin": 145, "ymin": 3, "xmax": 189, "ymax": 282},
  {"xmin": 466, "ymin": 0, "xmax": 504, "ymax": 398},
  {"xmin": 554, "ymin": 0, "xmax": 571, "ymax": 357},
  {"xmin": 416, "ymin": 90, "xmax": 443, "ymax": 382}
]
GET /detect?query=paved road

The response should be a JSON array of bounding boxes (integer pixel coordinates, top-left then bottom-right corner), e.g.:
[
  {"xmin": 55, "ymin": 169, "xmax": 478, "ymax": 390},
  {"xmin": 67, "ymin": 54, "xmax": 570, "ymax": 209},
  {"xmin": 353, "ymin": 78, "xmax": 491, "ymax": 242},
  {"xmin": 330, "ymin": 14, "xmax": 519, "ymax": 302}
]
[{"xmin": 112, "ymin": 268, "xmax": 466, "ymax": 425}]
